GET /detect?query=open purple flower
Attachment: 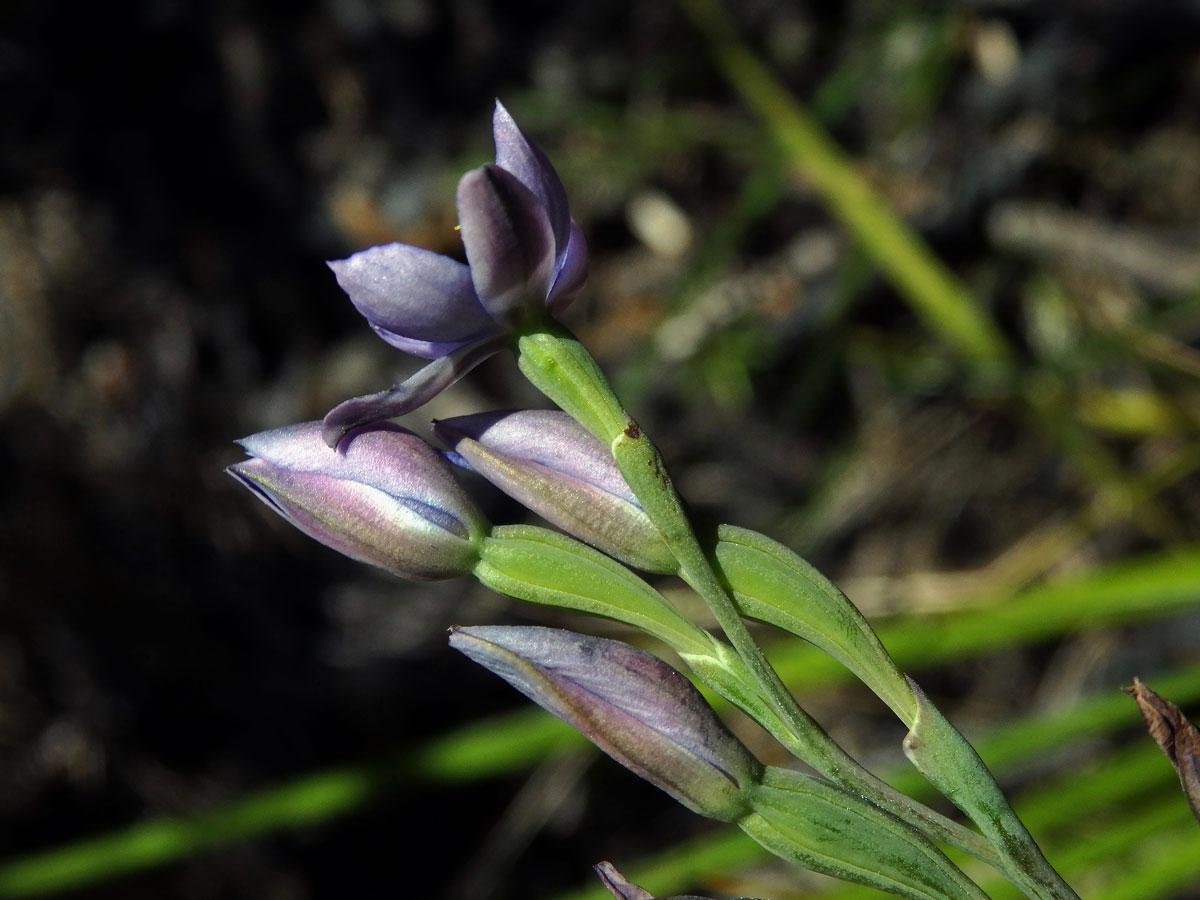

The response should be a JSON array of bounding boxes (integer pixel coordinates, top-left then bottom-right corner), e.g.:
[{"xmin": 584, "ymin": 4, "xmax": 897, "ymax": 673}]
[
  {"xmin": 228, "ymin": 421, "xmax": 488, "ymax": 581},
  {"xmin": 321, "ymin": 102, "xmax": 589, "ymax": 447}
]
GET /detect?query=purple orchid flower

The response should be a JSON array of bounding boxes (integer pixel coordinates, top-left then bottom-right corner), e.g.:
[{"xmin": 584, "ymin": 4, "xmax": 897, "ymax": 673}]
[
  {"xmin": 228, "ymin": 421, "xmax": 488, "ymax": 581},
  {"xmin": 321, "ymin": 101, "xmax": 589, "ymax": 447}
]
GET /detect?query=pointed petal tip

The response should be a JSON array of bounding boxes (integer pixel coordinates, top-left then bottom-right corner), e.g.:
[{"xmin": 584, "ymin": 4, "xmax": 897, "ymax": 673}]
[
  {"xmin": 320, "ymin": 400, "xmax": 368, "ymax": 449},
  {"xmin": 594, "ymin": 862, "xmax": 654, "ymax": 900},
  {"xmin": 320, "ymin": 415, "xmax": 354, "ymax": 450},
  {"xmin": 429, "ymin": 416, "xmax": 461, "ymax": 443},
  {"xmin": 491, "ymin": 100, "xmax": 519, "ymax": 145}
]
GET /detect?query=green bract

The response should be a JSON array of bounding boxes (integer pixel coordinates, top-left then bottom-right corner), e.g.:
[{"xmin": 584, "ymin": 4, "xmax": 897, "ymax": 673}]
[{"xmin": 743, "ymin": 768, "xmax": 990, "ymax": 900}]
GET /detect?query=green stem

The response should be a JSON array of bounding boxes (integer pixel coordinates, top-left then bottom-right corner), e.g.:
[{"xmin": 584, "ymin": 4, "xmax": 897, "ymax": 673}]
[
  {"xmin": 610, "ymin": 422, "xmax": 1004, "ymax": 873},
  {"xmin": 477, "ymin": 521, "xmax": 1000, "ymax": 871},
  {"xmin": 515, "ymin": 323, "xmax": 1000, "ymax": 868}
]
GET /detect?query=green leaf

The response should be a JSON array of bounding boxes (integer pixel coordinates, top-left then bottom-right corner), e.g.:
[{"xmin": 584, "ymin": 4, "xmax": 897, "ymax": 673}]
[
  {"xmin": 714, "ymin": 524, "xmax": 917, "ymax": 723},
  {"xmin": 474, "ymin": 525, "xmax": 709, "ymax": 657},
  {"xmin": 742, "ymin": 768, "xmax": 989, "ymax": 900},
  {"xmin": 902, "ymin": 680, "xmax": 1078, "ymax": 900}
]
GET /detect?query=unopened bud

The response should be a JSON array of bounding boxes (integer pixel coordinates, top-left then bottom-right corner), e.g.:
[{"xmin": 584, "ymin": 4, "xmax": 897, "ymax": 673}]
[
  {"xmin": 593, "ymin": 862, "xmax": 740, "ymax": 900},
  {"xmin": 449, "ymin": 625, "xmax": 762, "ymax": 822},
  {"xmin": 433, "ymin": 409, "xmax": 677, "ymax": 574},
  {"xmin": 228, "ymin": 421, "xmax": 487, "ymax": 580}
]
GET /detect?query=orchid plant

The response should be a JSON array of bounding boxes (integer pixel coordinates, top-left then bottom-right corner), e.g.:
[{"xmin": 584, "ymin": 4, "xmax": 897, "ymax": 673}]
[{"xmin": 229, "ymin": 102, "xmax": 1085, "ymax": 900}]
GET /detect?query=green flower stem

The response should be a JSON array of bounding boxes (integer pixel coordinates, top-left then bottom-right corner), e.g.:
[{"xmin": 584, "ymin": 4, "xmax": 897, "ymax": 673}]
[
  {"xmin": 712, "ymin": 526, "xmax": 1079, "ymax": 900},
  {"xmin": 514, "ymin": 324, "xmax": 1007, "ymax": 873},
  {"xmin": 518, "ymin": 322, "xmax": 842, "ymax": 755},
  {"xmin": 609, "ymin": 422, "xmax": 1011, "ymax": 879},
  {"xmin": 903, "ymin": 681, "xmax": 1081, "ymax": 900}
]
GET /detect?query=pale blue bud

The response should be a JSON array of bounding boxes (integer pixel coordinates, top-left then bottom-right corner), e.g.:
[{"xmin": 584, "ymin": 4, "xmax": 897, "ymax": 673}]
[
  {"xmin": 450, "ymin": 625, "xmax": 762, "ymax": 822},
  {"xmin": 228, "ymin": 421, "xmax": 487, "ymax": 581},
  {"xmin": 433, "ymin": 409, "xmax": 677, "ymax": 574}
]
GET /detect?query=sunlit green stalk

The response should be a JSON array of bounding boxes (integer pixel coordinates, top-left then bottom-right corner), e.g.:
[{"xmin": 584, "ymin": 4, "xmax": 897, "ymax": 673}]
[
  {"xmin": 517, "ymin": 323, "xmax": 1006, "ymax": 870},
  {"xmin": 476, "ymin": 520, "xmax": 1000, "ymax": 869},
  {"xmin": 673, "ymin": 0, "xmax": 1012, "ymax": 373}
]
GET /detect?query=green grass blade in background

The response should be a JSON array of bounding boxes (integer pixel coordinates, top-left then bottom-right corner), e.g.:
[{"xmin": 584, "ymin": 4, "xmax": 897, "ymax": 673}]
[
  {"xmin": 0, "ymin": 710, "xmax": 580, "ymax": 899},
  {"xmin": 3, "ymin": 551, "xmax": 1198, "ymax": 898},
  {"xmin": 674, "ymin": 0, "xmax": 1012, "ymax": 371}
]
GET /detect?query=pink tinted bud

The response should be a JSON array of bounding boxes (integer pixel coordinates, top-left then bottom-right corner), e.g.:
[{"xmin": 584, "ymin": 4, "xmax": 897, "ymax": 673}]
[
  {"xmin": 450, "ymin": 625, "xmax": 762, "ymax": 822},
  {"xmin": 229, "ymin": 421, "xmax": 487, "ymax": 581},
  {"xmin": 434, "ymin": 410, "xmax": 677, "ymax": 574}
]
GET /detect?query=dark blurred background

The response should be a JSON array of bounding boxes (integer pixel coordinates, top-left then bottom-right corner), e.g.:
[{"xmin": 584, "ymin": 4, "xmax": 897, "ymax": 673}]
[{"xmin": 4, "ymin": 1, "xmax": 1200, "ymax": 898}]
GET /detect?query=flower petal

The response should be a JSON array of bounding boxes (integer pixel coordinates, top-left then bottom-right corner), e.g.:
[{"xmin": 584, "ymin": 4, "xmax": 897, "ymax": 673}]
[
  {"xmin": 457, "ymin": 164, "xmax": 556, "ymax": 319},
  {"xmin": 435, "ymin": 409, "xmax": 639, "ymax": 506},
  {"xmin": 320, "ymin": 335, "xmax": 508, "ymax": 447},
  {"xmin": 492, "ymin": 100, "xmax": 571, "ymax": 254},
  {"xmin": 368, "ymin": 323, "xmax": 494, "ymax": 361},
  {"xmin": 328, "ymin": 243, "xmax": 495, "ymax": 358},
  {"xmin": 547, "ymin": 220, "xmax": 589, "ymax": 313},
  {"xmin": 594, "ymin": 863, "xmax": 654, "ymax": 900},
  {"xmin": 238, "ymin": 420, "xmax": 341, "ymax": 473},
  {"xmin": 237, "ymin": 420, "xmax": 478, "ymax": 536}
]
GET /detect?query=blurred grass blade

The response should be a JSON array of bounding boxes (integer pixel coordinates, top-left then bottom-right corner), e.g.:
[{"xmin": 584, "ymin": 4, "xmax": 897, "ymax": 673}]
[
  {"xmin": 0, "ymin": 711, "xmax": 580, "ymax": 899},
  {"xmin": 4, "ymin": 550, "xmax": 1200, "ymax": 897},
  {"xmin": 0, "ymin": 765, "xmax": 391, "ymax": 897},
  {"xmin": 674, "ymin": 0, "xmax": 1011, "ymax": 370},
  {"xmin": 1089, "ymin": 809, "xmax": 1200, "ymax": 900}
]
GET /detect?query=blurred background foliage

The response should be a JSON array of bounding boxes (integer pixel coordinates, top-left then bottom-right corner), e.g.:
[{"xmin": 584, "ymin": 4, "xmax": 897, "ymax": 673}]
[{"xmin": 2, "ymin": 0, "xmax": 1200, "ymax": 898}]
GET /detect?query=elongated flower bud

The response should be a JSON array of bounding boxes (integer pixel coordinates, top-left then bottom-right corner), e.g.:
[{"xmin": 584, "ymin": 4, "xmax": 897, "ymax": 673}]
[
  {"xmin": 449, "ymin": 626, "xmax": 762, "ymax": 822},
  {"xmin": 594, "ymin": 862, "xmax": 737, "ymax": 900},
  {"xmin": 228, "ymin": 421, "xmax": 487, "ymax": 580},
  {"xmin": 433, "ymin": 410, "xmax": 677, "ymax": 574}
]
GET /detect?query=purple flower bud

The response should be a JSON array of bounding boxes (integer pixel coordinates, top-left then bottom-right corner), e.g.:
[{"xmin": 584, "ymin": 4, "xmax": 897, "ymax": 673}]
[
  {"xmin": 594, "ymin": 862, "xmax": 746, "ymax": 900},
  {"xmin": 433, "ymin": 410, "xmax": 677, "ymax": 574},
  {"xmin": 449, "ymin": 626, "xmax": 763, "ymax": 822},
  {"xmin": 322, "ymin": 101, "xmax": 588, "ymax": 446},
  {"xmin": 595, "ymin": 862, "xmax": 656, "ymax": 900},
  {"xmin": 228, "ymin": 421, "xmax": 487, "ymax": 581}
]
